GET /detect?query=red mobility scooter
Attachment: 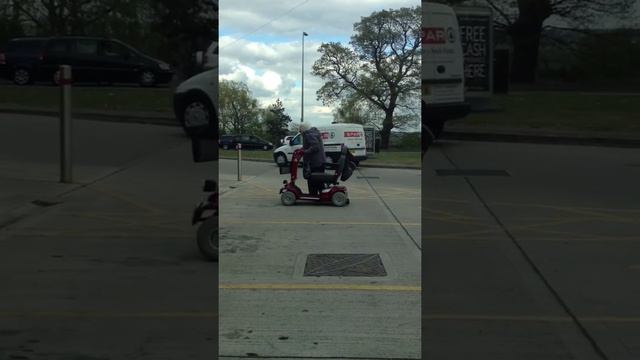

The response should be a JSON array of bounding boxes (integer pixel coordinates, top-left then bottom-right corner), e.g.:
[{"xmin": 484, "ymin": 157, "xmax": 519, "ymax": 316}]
[{"xmin": 279, "ymin": 145, "xmax": 357, "ymax": 207}]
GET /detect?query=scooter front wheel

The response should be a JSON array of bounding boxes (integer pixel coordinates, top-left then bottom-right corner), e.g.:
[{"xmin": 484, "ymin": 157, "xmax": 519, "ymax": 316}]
[
  {"xmin": 197, "ymin": 216, "xmax": 218, "ymax": 261},
  {"xmin": 331, "ymin": 191, "xmax": 348, "ymax": 207},
  {"xmin": 281, "ymin": 191, "xmax": 296, "ymax": 206}
]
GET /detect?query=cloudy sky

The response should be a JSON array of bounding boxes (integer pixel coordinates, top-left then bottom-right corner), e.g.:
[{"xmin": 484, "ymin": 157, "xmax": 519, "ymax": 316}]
[{"xmin": 219, "ymin": 0, "xmax": 420, "ymax": 127}]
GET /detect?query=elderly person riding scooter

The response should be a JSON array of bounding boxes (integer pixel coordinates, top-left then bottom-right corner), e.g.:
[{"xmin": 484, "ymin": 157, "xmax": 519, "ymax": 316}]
[{"xmin": 299, "ymin": 122, "xmax": 327, "ymax": 195}]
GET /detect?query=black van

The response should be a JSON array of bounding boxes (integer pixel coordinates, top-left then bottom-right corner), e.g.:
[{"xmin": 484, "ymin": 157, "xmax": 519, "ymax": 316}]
[{"xmin": 0, "ymin": 36, "xmax": 174, "ymax": 86}]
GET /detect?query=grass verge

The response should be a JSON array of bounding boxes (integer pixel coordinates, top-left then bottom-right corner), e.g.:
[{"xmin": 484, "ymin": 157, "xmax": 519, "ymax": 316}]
[
  {"xmin": 449, "ymin": 92, "xmax": 640, "ymax": 133},
  {"xmin": 0, "ymin": 84, "xmax": 172, "ymax": 113}
]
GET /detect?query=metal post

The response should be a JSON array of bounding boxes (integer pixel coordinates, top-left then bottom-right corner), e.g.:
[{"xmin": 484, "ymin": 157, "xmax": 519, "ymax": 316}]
[
  {"xmin": 301, "ymin": 31, "xmax": 308, "ymax": 123},
  {"xmin": 236, "ymin": 143, "xmax": 242, "ymax": 181},
  {"xmin": 59, "ymin": 65, "xmax": 72, "ymax": 183}
]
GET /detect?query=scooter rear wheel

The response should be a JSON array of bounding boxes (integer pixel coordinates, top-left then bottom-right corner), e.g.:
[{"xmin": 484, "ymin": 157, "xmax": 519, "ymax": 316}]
[
  {"xmin": 281, "ymin": 191, "xmax": 296, "ymax": 206},
  {"xmin": 331, "ymin": 191, "xmax": 348, "ymax": 207}
]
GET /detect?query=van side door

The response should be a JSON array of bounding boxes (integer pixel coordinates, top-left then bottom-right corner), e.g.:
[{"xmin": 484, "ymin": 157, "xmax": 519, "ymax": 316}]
[
  {"xmin": 71, "ymin": 39, "xmax": 102, "ymax": 83},
  {"xmin": 100, "ymin": 40, "xmax": 137, "ymax": 84}
]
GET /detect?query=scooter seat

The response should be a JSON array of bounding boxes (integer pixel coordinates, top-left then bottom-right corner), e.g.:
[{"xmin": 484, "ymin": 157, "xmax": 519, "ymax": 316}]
[{"xmin": 308, "ymin": 173, "xmax": 337, "ymax": 183}]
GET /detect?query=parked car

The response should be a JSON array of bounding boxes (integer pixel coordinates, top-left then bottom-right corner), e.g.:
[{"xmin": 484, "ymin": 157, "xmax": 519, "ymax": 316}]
[
  {"xmin": 174, "ymin": 68, "xmax": 218, "ymax": 136},
  {"xmin": 220, "ymin": 134, "xmax": 274, "ymax": 150},
  {"xmin": 1, "ymin": 36, "xmax": 174, "ymax": 86}
]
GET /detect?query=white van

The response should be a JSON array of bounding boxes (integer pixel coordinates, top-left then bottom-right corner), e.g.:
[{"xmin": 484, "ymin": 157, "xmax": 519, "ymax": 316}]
[
  {"xmin": 422, "ymin": 1, "xmax": 469, "ymax": 138},
  {"xmin": 273, "ymin": 123, "xmax": 367, "ymax": 165},
  {"xmin": 173, "ymin": 68, "xmax": 218, "ymax": 136},
  {"xmin": 195, "ymin": 41, "xmax": 218, "ymax": 71}
]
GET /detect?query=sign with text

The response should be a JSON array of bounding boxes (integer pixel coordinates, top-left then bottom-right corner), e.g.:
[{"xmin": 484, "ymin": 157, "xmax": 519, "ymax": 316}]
[
  {"xmin": 344, "ymin": 131, "xmax": 362, "ymax": 138},
  {"xmin": 363, "ymin": 127, "xmax": 376, "ymax": 153},
  {"xmin": 455, "ymin": 7, "xmax": 493, "ymax": 94}
]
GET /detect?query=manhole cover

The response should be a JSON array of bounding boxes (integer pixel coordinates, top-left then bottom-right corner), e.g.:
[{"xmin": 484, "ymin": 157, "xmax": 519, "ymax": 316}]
[
  {"xmin": 304, "ymin": 254, "xmax": 387, "ymax": 277},
  {"xmin": 435, "ymin": 169, "xmax": 510, "ymax": 177}
]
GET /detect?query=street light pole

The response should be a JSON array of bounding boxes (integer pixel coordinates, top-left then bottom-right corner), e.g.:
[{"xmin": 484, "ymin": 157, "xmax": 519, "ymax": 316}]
[{"xmin": 301, "ymin": 31, "xmax": 308, "ymax": 123}]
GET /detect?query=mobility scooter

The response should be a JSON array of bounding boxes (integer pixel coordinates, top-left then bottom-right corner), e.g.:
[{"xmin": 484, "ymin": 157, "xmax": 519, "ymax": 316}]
[
  {"xmin": 279, "ymin": 145, "xmax": 357, "ymax": 207},
  {"xmin": 192, "ymin": 179, "xmax": 218, "ymax": 261},
  {"xmin": 188, "ymin": 123, "xmax": 218, "ymax": 262}
]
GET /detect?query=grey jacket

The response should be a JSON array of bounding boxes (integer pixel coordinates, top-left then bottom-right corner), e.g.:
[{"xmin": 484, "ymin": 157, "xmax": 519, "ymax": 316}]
[{"xmin": 302, "ymin": 127, "xmax": 326, "ymax": 168}]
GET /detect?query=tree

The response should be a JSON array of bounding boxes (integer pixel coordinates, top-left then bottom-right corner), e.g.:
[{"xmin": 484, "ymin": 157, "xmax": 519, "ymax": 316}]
[
  {"xmin": 7, "ymin": 0, "xmax": 132, "ymax": 36},
  {"xmin": 312, "ymin": 6, "xmax": 421, "ymax": 149},
  {"xmin": 332, "ymin": 94, "xmax": 381, "ymax": 126},
  {"xmin": 0, "ymin": 0, "xmax": 217, "ymax": 80},
  {"xmin": 443, "ymin": 0, "xmax": 636, "ymax": 83},
  {"xmin": 149, "ymin": 0, "xmax": 217, "ymax": 80},
  {"xmin": 219, "ymin": 80, "xmax": 260, "ymax": 134},
  {"xmin": 262, "ymin": 98, "xmax": 292, "ymax": 145}
]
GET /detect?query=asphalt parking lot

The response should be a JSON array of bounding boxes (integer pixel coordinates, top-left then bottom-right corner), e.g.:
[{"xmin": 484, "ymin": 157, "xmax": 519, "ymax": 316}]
[
  {"xmin": 423, "ymin": 140, "xmax": 640, "ymax": 360},
  {"xmin": 218, "ymin": 158, "xmax": 421, "ymax": 359},
  {"xmin": 0, "ymin": 113, "xmax": 217, "ymax": 360}
]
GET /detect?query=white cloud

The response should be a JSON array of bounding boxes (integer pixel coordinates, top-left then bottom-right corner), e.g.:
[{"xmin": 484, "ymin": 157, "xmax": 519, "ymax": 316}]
[{"xmin": 219, "ymin": 0, "xmax": 419, "ymax": 127}]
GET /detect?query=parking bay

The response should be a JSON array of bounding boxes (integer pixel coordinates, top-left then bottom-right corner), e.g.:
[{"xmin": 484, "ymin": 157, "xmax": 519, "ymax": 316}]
[{"xmin": 218, "ymin": 159, "xmax": 421, "ymax": 359}]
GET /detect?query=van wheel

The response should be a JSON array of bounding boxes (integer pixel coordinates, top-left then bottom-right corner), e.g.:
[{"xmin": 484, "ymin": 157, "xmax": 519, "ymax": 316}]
[
  {"xmin": 263, "ymin": 145, "xmax": 268, "ymax": 151},
  {"xmin": 222, "ymin": 144, "xmax": 229, "ymax": 150},
  {"xmin": 13, "ymin": 68, "xmax": 31, "ymax": 85},
  {"xmin": 181, "ymin": 93, "xmax": 213, "ymax": 136},
  {"xmin": 139, "ymin": 70, "xmax": 156, "ymax": 87},
  {"xmin": 274, "ymin": 152, "xmax": 287, "ymax": 166},
  {"xmin": 52, "ymin": 70, "xmax": 61, "ymax": 86}
]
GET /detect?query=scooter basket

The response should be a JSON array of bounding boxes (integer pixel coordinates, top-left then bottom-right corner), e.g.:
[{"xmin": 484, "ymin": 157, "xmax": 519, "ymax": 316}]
[{"xmin": 279, "ymin": 166, "xmax": 290, "ymax": 174}]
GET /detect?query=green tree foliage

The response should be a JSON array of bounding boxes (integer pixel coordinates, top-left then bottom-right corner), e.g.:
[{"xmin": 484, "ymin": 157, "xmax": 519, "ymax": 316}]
[
  {"xmin": 148, "ymin": 0, "xmax": 217, "ymax": 79},
  {"xmin": 262, "ymin": 98, "xmax": 292, "ymax": 145},
  {"xmin": 312, "ymin": 6, "xmax": 420, "ymax": 149},
  {"xmin": 219, "ymin": 79, "xmax": 260, "ymax": 135}
]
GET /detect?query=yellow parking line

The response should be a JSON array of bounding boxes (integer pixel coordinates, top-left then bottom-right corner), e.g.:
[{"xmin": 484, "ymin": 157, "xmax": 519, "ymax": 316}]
[
  {"xmin": 0, "ymin": 311, "xmax": 217, "ymax": 318},
  {"xmin": 424, "ymin": 314, "xmax": 640, "ymax": 323},
  {"xmin": 220, "ymin": 283, "xmax": 421, "ymax": 292},
  {"xmin": 221, "ymin": 220, "xmax": 420, "ymax": 226},
  {"xmin": 88, "ymin": 186, "xmax": 160, "ymax": 214}
]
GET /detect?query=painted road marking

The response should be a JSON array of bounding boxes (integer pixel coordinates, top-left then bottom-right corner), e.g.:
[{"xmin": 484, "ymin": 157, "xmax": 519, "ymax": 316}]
[
  {"xmin": 88, "ymin": 186, "xmax": 161, "ymax": 214},
  {"xmin": 219, "ymin": 283, "xmax": 421, "ymax": 292}
]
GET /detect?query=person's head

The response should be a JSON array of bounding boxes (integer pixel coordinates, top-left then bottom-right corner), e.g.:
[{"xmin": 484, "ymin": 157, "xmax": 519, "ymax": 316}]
[{"xmin": 298, "ymin": 122, "xmax": 310, "ymax": 133}]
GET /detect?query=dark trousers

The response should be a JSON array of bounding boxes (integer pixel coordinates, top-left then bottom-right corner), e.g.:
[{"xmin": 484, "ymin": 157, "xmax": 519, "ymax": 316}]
[{"xmin": 307, "ymin": 166, "xmax": 325, "ymax": 195}]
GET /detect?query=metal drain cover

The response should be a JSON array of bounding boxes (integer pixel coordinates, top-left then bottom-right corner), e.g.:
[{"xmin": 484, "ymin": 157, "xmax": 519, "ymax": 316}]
[
  {"xmin": 436, "ymin": 169, "xmax": 510, "ymax": 177},
  {"xmin": 304, "ymin": 254, "xmax": 387, "ymax": 277}
]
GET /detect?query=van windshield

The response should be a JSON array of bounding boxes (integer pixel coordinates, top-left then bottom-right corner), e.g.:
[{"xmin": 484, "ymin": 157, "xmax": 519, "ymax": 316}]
[{"xmin": 290, "ymin": 134, "xmax": 302, "ymax": 145}]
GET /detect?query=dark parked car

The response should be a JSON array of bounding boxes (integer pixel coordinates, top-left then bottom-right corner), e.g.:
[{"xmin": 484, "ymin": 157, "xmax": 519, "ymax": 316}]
[
  {"xmin": 0, "ymin": 36, "xmax": 174, "ymax": 86},
  {"xmin": 219, "ymin": 135, "xmax": 274, "ymax": 150}
]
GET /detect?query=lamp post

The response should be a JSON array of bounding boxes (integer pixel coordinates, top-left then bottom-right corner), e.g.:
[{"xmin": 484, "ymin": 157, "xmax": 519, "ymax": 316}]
[{"xmin": 301, "ymin": 31, "xmax": 308, "ymax": 123}]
